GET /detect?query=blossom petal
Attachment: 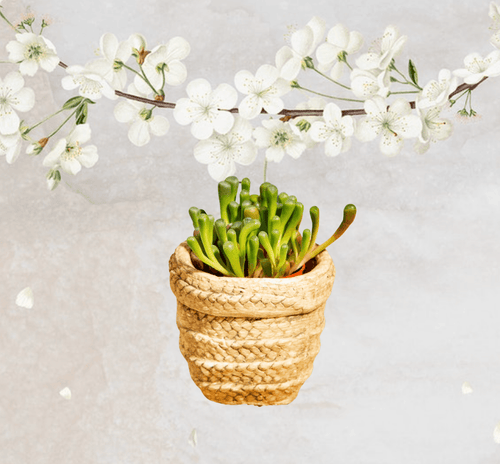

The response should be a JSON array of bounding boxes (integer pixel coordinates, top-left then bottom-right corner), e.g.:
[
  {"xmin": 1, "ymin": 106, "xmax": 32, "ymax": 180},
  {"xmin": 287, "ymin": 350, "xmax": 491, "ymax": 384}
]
[
  {"xmin": 285, "ymin": 140, "xmax": 306, "ymax": 159},
  {"xmin": 128, "ymin": 120, "xmax": 150, "ymax": 146},
  {"xmin": 323, "ymin": 103, "xmax": 342, "ymax": 127},
  {"xmin": 279, "ymin": 57, "xmax": 302, "ymax": 81},
  {"xmin": 191, "ymin": 119, "xmax": 214, "ymax": 140},
  {"xmin": 114, "ymin": 101, "xmax": 137, "ymax": 123},
  {"xmin": 69, "ymin": 124, "xmax": 91, "ymax": 144},
  {"xmin": 324, "ymin": 132, "xmax": 343, "ymax": 157},
  {"xmin": 393, "ymin": 114, "xmax": 422, "ymax": 139},
  {"xmin": 4, "ymin": 72, "xmax": 25, "ymax": 93},
  {"xmin": 255, "ymin": 64, "xmax": 279, "ymax": 88},
  {"xmin": 100, "ymin": 33, "xmax": 119, "ymax": 62},
  {"xmin": 208, "ymin": 159, "xmax": 234, "ymax": 181},
  {"xmin": 16, "ymin": 287, "xmax": 34, "ymax": 308},
  {"xmin": 234, "ymin": 70, "xmax": 254, "ymax": 95},
  {"xmin": 61, "ymin": 157, "xmax": 82, "ymax": 175},
  {"xmin": 43, "ymin": 139, "xmax": 66, "ymax": 167},
  {"xmin": 389, "ymin": 98, "xmax": 411, "ymax": 117},
  {"xmin": 19, "ymin": 60, "xmax": 38, "ymax": 77},
  {"xmin": 10, "ymin": 87, "xmax": 35, "ymax": 112},
  {"xmin": 5, "ymin": 40, "xmax": 25, "ymax": 61},
  {"xmin": 172, "ymin": 98, "xmax": 194, "ymax": 125},
  {"xmin": 164, "ymin": 36, "xmax": 191, "ymax": 61},
  {"xmin": 0, "ymin": 112, "xmax": 20, "ymax": 135},
  {"xmin": 266, "ymin": 146, "xmax": 284, "ymax": 162},
  {"xmin": 212, "ymin": 83, "xmax": 237, "ymax": 109},
  {"xmin": 194, "ymin": 139, "xmax": 220, "ymax": 164},
  {"xmin": 212, "ymin": 111, "xmax": 234, "ymax": 135},
  {"xmin": 364, "ymin": 96, "xmax": 386, "ymax": 117},
  {"xmin": 149, "ymin": 115, "xmax": 170, "ymax": 136},
  {"xmin": 380, "ymin": 130, "xmax": 403, "ymax": 156},
  {"xmin": 262, "ymin": 96, "xmax": 284, "ymax": 115},
  {"xmin": 164, "ymin": 60, "xmax": 187, "ymax": 86},
  {"xmin": 78, "ymin": 146, "xmax": 99, "ymax": 168},
  {"xmin": 347, "ymin": 31, "xmax": 364, "ymax": 54},
  {"xmin": 231, "ymin": 116, "xmax": 253, "ymax": 140},
  {"xmin": 239, "ymin": 94, "xmax": 261, "ymax": 120},
  {"xmin": 235, "ymin": 141, "xmax": 258, "ymax": 165},
  {"xmin": 356, "ymin": 52, "xmax": 380, "ymax": 71},
  {"xmin": 355, "ymin": 118, "xmax": 379, "ymax": 142},
  {"xmin": 39, "ymin": 55, "xmax": 59, "ymax": 73},
  {"xmin": 316, "ymin": 42, "xmax": 337, "ymax": 69},
  {"xmin": 291, "ymin": 26, "xmax": 314, "ymax": 57},
  {"xmin": 186, "ymin": 78, "xmax": 212, "ymax": 99}
]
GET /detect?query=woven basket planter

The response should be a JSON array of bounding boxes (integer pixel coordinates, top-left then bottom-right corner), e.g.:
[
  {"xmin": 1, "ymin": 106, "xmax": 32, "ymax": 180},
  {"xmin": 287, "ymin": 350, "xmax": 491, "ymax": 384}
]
[{"xmin": 169, "ymin": 242, "xmax": 335, "ymax": 406}]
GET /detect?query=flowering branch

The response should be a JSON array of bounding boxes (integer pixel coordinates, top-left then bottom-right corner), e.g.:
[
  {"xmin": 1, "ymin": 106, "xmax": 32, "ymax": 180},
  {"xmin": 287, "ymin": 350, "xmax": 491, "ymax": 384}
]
[{"xmin": 1, "ymin": 4, "xmax": 500, "ymax": 189}]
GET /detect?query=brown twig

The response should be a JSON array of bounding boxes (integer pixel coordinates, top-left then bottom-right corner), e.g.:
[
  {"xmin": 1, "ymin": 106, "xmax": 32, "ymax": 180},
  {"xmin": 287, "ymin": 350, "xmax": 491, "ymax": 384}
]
[{"xmin": 58, "ymin": 61, "xmax": 488, "ymax": 117}]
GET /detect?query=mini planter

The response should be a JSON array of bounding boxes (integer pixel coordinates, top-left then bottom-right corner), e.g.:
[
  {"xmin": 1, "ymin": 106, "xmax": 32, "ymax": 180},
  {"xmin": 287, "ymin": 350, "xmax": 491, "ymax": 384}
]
[{"xmin": 169, "ymin": 241, "xmax": 335, "ymax": 406}]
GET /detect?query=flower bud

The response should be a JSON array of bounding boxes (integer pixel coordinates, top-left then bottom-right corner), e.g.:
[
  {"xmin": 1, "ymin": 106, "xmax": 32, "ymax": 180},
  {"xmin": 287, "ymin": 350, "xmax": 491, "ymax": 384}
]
[
  {"xmin": 27, "ymin": 137, "xmax": 49, "ymax": 156},
  {"xmin": 113, "ymin": 59, "xmax": 124, "ymax": 71},
  {"xmin": 296, "ymin": 119, "xmax": 311, "ymax": 132},
  {"xmin": 302, "ymin": 56, "xmax": 314, "ymax": 69},
  {"xmin": 46, "ymin": 169, "xmax": 61, "ymax": 191}
]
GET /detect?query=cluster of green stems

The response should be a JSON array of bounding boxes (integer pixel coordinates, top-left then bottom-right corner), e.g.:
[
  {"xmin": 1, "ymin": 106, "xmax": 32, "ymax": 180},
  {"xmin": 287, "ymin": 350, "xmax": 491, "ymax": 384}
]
[{"xmin": 187, "ymin": 176, "xmax": 356, "ymax": 278}]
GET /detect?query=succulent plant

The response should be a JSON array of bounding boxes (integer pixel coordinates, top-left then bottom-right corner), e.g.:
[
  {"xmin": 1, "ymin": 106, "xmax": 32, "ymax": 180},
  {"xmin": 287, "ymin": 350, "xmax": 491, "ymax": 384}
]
[{"xmin": 186, "ymin": 176, "xmax": 356, "ymax": 278}]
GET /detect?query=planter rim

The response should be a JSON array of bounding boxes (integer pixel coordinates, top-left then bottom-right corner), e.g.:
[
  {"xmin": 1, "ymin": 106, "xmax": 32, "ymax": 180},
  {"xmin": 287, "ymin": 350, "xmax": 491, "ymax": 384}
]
[{"xmin": 169, "ymin": 242, "xmax": 335, "ymax": 318}]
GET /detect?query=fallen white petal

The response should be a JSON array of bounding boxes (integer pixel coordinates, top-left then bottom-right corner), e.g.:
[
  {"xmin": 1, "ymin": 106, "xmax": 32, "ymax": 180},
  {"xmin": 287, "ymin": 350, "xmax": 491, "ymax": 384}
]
[
  {"xmin": 59, "ymin": 387, "xmax": 71, "ymax": 400},
  {"xmin": 494, "ymin": 422, "xmax": 500, "ymax": 444},
  {"xmin": 188, "ymin": 428, "xmax": 197, "ymax": 448},
  {"xmin": 461, "ymin": 381, "xmax": 473, "ymax": 395},
  {"xmin": 16, "ymin": 287, "xmax": 34, "ymax": 308}
]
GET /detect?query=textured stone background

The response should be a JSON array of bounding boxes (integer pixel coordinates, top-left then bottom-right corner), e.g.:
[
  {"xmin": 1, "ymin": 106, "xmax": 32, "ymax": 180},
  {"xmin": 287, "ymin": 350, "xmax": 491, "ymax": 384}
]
[{"xmin": 1, "ymin": 0, "xmax": 500, "ymax": 463}]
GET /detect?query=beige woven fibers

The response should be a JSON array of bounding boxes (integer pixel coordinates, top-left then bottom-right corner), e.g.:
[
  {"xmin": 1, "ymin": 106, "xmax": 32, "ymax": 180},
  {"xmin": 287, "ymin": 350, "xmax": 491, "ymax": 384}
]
[{"xmin": 169, "ymin": 242, "xmax": 335, "ymax": 406}]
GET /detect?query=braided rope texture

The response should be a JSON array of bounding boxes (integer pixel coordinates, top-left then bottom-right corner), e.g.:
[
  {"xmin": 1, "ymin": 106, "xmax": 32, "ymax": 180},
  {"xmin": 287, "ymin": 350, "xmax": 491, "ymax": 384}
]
[{"xmin": 169, "ymin": 242, "xmax": 335, "ymax": 406}]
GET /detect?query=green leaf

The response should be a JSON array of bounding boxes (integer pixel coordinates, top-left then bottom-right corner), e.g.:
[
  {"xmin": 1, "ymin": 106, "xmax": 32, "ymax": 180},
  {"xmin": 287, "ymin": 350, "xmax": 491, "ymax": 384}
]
[
  {"xmin": 62, "ymin": 96, "xmax": 84, "ymax": 110},
  {"xmin": 408, "ymin": 59, "xmax": 418, "ymax": 86}
]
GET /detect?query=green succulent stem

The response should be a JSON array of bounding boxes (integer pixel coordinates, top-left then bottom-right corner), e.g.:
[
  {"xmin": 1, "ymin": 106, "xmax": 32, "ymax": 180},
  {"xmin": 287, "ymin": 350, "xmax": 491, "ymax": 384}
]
[
  {"xmin": 187, "ymin": 236, "xmax": 230, "ymax": 276},
  {"xmin": 223, "ymin": 241, "xmax": 244, "ymax": 277}
]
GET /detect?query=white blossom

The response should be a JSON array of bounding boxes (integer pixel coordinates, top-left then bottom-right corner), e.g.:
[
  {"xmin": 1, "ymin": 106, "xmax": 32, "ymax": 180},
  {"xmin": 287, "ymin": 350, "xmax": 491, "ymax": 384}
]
[
  {"xmin": 350, "ymin": 68, "xmax": 390, "ymax": 99},
  {"xmin": 356, "ymin": 25, "xmax": 407, "ymax": 71},
  {"xmin": 414, "ymin": 106, "xmax": 453, "ymax": 154},
  {"xmin": 418, "ymin": 69, "xmax": 458, "ymax": 109},
  {"xmin": 453, "ymin": 51, "xmax": 500, "ymax": 84},
  {"xmin": 87, "ymin": 33, "xmax": 132, "ymax": 91},
  {"xmin": 42, "ymin": 124, "xmax": 98, "ymax": 175},
  {"xmin": 356, "ymin": 96, "xmax": 422, "ymax": 156},
  {"xmin": 0, "ymin": 71, "xmax": 35, "ymax": 134},
  {"xmin": 194, "ymin": 116, "xmax": 257, "ymax": 181},
  {"xmin": 61, "ymin": 64, "xmax": 116, "ymax": 100},
  {"xmin": 114, "ymin": 84, "xmax": 169, "ymax": 146},
  {"xmin": 309, "ymin": 103, "xmax": 354, "ymax": 157},
  {"xmin": 490, "ymin": 2, "xmax": 500, "ymax": 27},
  {"xmin": 234, "ymin": 64, "xmax": 290, "ymax": 120},
  {"xmin": 275, "ymin": 16, "xmax": 326, "ymax": 80},
  {"xmin": 316, "ymin": 24, "xmax": 364, "ymax": 78},
  {"xmin": 173, "ymin": 78, "xmax": 237, "ymax": 140},
  {"xmin": 0, "ymin": 131, "xmax": 22, "ymax": 164},
  {"xmin": 133, "ymin": 36, "xmax": 190, "ymax": 95},
  {"xmin": 490, "ymin": 2, "xmax": 500, "ymax": 47},
  {"xmin": 6, "ymin": 33, "xmax": 59, "ymax": 76},
  {"xmin": 254, "ymin": 119, "xmax": 306, "ymax": 162}
]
